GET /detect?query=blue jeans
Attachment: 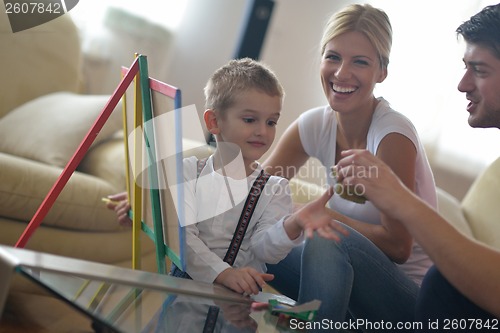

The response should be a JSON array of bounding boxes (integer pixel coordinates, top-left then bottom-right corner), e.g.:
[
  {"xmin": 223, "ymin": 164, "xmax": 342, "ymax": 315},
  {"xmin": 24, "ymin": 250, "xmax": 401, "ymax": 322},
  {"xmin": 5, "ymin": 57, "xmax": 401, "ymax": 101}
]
[
  {"xmin": 267, "ymin": 225, "xmax": 419, "ymax": 331},
  {"xmin": 415, "ymin": 266, "xmax": 496, "ymax": 332}
]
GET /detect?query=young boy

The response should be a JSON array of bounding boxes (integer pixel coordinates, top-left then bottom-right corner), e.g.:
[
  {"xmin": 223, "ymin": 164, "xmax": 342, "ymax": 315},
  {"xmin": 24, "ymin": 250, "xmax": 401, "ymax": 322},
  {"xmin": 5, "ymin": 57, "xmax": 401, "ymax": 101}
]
[
  {"xmin": 182, "ymin": 58, "xmax": 349, "ymax": 295},
  {"xmin": 109, "ymin": 58, "xmax": 346, "ymax": 296}
]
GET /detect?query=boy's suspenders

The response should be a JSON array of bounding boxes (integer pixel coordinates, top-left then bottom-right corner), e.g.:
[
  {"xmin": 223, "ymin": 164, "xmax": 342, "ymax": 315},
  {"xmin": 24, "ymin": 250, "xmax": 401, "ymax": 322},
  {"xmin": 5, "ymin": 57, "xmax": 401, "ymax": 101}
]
[
  {"xmin": 196, "ymin": 157, "xmax": 271, "ymax": 266},
  {"xmin": 222, "ymin": 169, "xmax": 271, "ymax": 265},
  {"xmin": 196, "ymin": 158, "xmax": 271, "ymax": 333},
  {"xmin": 171, "ymin": 157, "xmax": 271, "ymax": 277}
]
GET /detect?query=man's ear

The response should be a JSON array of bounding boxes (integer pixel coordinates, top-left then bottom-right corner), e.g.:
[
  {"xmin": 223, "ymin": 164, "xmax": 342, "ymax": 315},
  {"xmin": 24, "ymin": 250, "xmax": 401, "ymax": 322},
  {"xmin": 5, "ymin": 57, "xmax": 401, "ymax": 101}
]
[{"xmin": 204, "ymin": 109, "xmax": 220, "ymax": 134}]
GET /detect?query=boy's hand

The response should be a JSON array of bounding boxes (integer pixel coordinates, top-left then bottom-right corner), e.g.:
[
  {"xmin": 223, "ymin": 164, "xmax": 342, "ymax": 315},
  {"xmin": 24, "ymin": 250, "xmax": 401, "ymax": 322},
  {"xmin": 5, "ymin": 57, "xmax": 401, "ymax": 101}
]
[
  {"xmin": 104, "ymin": 192, "xmax": 132, "ymax": 227},
  {"xmin": 292, "ymin": 186, "xmax": 349, "ymax": 241},
  {"xmin": 215, "ymin": 267, "xmax": 274, "ymax": 296}
]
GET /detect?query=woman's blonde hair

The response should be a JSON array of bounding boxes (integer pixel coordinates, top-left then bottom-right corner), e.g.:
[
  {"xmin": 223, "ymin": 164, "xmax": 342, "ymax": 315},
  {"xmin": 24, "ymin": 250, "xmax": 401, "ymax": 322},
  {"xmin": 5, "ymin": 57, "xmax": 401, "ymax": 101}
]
[
  {"xmin": 204, "ymin": 58, "xmax": 284, "ymax": 115},
  {"xmin": 320, "ymin": 4, "xmax": 392, "ymax": 69}
]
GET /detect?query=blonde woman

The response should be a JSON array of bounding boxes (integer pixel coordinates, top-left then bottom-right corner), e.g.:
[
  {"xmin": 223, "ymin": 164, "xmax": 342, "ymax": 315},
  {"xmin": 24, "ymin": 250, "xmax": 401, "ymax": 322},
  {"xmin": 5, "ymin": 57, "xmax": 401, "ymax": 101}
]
[
  {"xmin": 336, "ymin": 3, "xmax": 500, "ymax": 324},
  {"xmin": 263, "ymin": 4, "xmax": 437, "ymax": 325}
]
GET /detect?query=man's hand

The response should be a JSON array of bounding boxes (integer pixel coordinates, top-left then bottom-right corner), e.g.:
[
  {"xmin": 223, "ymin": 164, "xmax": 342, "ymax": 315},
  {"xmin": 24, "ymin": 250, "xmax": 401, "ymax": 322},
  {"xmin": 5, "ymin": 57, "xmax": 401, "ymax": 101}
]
[{"xmin": 335, "ymin": 149, "xmax": 410, "ymax": 214}]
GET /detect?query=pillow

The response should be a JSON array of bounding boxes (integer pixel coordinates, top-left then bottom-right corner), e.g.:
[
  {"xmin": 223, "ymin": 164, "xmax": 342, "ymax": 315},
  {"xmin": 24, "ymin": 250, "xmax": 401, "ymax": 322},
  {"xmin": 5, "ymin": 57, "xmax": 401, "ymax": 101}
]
[
  {"xmin": 436, "ymin": 187, "xmax": 473, "ymax": 238},
  {"xmin": 78, "ymin": 135, "xmax": 127, "ymax": 192},
  {"xmin": 461, "ymin": 157, "xmax": 500, "ymax": 249},
  {"xmin": 0, "ymin": 92, "xmax": 123, "ymax": 168}
]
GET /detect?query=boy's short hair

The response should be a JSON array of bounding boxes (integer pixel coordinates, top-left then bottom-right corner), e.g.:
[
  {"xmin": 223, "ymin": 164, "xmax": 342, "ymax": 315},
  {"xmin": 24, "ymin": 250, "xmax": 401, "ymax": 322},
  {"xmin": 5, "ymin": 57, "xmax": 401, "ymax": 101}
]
[{"xmin": 204, "ymin": 58, "xmax": 284, "ymax": 115}]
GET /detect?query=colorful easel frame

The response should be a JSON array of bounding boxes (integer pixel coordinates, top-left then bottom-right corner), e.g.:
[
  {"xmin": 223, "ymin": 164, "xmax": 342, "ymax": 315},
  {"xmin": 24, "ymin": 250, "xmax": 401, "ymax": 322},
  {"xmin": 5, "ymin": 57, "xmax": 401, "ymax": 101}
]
[
  {"xmin": 15, "ymin": 57, "xmax": 140, "ymax": 249},
  {"xmin": 16, "ymin": 54, "xmax": 186, "ymax": 274},
  {"xmin": 121, "ymin": 55, "xmax": 186, "ymax": 274}
]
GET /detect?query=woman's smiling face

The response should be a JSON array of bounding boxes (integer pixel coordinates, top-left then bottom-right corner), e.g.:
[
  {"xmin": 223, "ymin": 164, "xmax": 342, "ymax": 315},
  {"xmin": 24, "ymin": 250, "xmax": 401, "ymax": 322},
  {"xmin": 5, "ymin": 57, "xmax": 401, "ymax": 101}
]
[{"xmin": 320, "ymin": 30, "xmax": 387, "ymax": 114}]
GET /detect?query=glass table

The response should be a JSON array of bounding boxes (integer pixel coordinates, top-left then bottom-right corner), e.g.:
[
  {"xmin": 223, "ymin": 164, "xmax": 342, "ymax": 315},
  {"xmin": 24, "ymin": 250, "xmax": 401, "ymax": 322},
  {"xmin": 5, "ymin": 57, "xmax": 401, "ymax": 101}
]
[{"xmin": 0, "ymin": 245, "xmax": 304, "ymax": 332}]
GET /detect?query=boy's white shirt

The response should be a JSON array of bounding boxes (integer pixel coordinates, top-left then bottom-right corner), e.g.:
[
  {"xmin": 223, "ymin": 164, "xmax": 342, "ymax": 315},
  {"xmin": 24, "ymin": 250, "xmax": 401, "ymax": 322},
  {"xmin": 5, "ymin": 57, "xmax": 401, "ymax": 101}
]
[{"xmin": 182, "ymin": 155, "xmax": 303, "ymax": 283}]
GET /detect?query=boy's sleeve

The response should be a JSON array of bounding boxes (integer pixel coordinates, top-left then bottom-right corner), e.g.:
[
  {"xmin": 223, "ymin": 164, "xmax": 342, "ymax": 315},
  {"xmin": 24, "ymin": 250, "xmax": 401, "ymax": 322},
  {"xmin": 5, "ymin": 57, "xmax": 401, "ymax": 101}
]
[
  {"xmin": 250, "ymin": 178, "xmax": 303, "ymax": 263},
  {"xmin": 184, "ymin": 224, "xmax": 231, "ymax": 283}
]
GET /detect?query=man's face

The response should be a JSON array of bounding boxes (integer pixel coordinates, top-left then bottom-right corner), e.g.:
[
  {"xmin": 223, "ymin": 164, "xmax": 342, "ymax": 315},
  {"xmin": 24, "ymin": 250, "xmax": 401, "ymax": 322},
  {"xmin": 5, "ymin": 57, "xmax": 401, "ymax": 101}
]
[{"xmin": 458, "ymin": 43, "xmax": 500, "ymax": 129}]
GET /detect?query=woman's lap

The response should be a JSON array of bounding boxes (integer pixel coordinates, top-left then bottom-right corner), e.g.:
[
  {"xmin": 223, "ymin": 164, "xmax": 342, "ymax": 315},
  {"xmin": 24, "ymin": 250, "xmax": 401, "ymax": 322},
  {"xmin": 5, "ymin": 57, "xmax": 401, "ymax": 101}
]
[
  {"xmin": 266, "ymin": 245, "xmax": 302, "ymax": 300},
  {"xmin": 268, "ymin": 225, "xmax": 420, "ymax": 328}
]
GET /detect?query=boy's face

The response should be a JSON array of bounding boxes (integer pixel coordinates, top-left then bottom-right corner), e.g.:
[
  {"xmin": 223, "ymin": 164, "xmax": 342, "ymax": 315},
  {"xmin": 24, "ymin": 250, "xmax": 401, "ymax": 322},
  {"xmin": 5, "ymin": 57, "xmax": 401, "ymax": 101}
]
[
  {"xmin": 458, "ymin": 43, "xmax": 500, "ymax": 129},
  {"xmin": 212, "ymin": 89, "xmax": 282, "ymax": 165}
]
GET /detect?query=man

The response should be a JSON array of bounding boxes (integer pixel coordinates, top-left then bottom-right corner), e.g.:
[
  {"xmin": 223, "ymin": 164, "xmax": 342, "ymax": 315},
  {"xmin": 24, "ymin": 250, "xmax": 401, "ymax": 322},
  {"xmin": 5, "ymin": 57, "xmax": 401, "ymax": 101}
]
[{"xmin": 335, "ymin": 3, "xmax": 500, "ymax": 326}]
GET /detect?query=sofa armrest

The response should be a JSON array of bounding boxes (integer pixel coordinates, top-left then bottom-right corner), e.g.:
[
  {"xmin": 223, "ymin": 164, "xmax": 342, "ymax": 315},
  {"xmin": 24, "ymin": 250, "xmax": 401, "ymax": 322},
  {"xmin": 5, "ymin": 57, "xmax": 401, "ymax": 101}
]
[{"xmin": 0, "ymin": 152, "xmax": 123, "ymax": 232}]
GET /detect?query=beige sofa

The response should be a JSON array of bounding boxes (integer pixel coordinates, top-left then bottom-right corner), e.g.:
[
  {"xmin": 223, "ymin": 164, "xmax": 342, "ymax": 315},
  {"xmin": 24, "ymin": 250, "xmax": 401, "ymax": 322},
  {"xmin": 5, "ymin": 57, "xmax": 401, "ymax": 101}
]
[{"xmin": 0, "ymin": 13, "xmax": 156, "ymax": 272}]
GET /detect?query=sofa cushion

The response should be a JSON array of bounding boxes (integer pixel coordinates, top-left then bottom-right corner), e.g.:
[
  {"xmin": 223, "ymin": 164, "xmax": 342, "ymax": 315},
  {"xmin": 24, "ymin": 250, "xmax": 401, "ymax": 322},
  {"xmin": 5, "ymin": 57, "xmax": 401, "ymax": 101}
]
[
  {"xmin": 0, "ymin": 92, "xmax": 123, "ymax": 168},
  {"xmin": 78, "ymin": 135, "xmax": 127, "ymax": 192},
  {"xmin": 461, "ymin": 157, "xmax": 500, "ymax": 249},
  {"xmin": 0, "ymin": 153, "xmax": 122, "ymax": 231}
]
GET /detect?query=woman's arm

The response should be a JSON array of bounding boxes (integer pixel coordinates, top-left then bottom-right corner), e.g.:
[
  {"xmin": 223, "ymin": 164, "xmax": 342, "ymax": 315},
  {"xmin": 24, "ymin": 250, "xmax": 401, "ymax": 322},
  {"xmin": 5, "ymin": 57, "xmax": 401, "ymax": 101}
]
[
  {"xmin": 331, "ymin": 133, "xmax": 417, "ymax": 263},
  {"xmin": 337, "ymin": 149, "xmax": 500, "ymax": 317},
  {"xmin": 371, "ymin": 132, "xmax": 416, "ymax": 263},
  {"xmin": 263, "ymin": 121, "xmax": 309, "ymax": 179},
  {"xmin": 266, "ymin": 121, "xmax": 416, "ymax": 262}
]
